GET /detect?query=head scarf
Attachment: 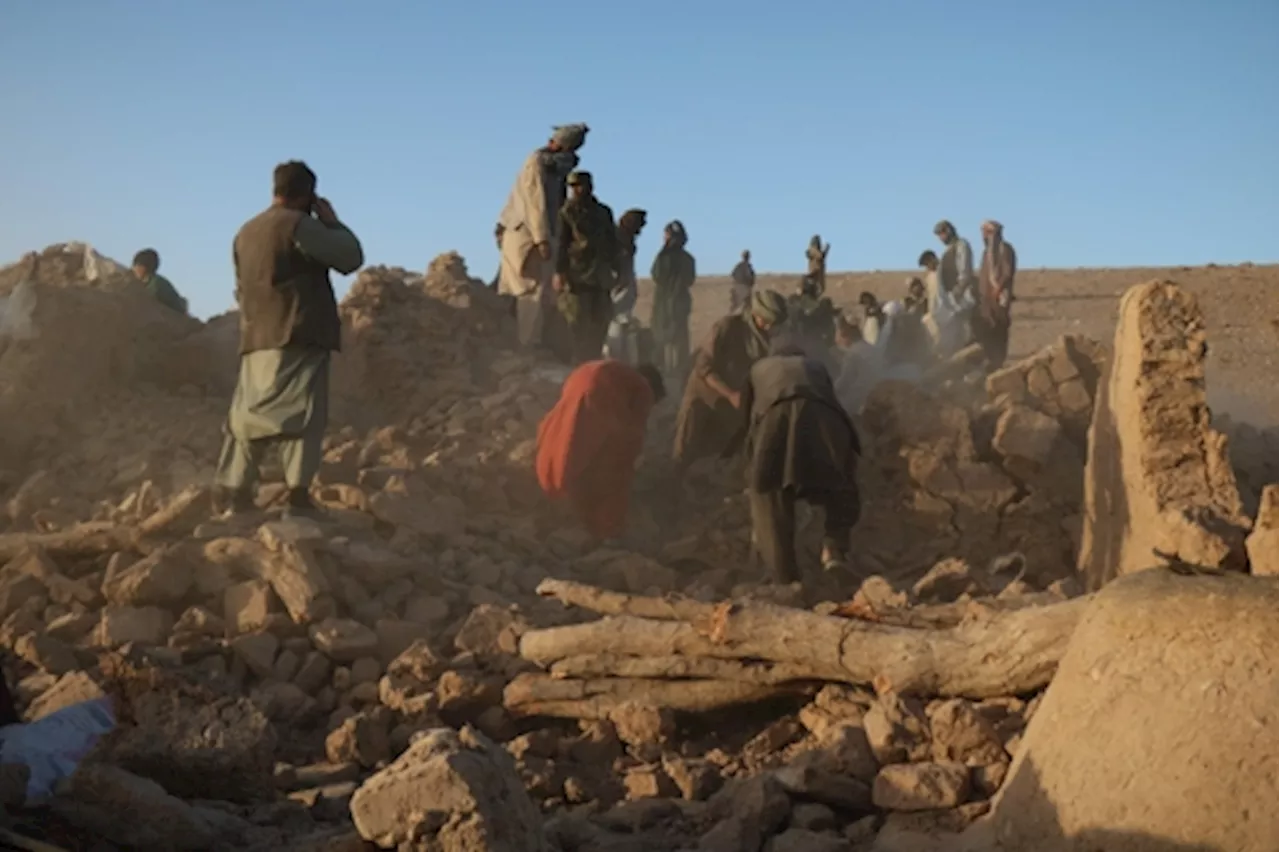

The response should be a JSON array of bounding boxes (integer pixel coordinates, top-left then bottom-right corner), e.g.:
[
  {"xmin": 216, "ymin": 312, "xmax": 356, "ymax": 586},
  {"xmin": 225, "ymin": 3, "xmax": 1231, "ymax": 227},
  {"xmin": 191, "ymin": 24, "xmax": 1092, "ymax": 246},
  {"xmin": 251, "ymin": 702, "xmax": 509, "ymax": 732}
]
[
  {"xmin": 664, "ymin": 220, "xmax": 688, "ymax": 249},
  {"xmin": 749, "ymin": 289, "xmax": 788, "ymax": 325},
  {"xmin": 551, "ymin": 123, "xmax": 590, "ymax": 151},
  {"xmin": 933, "ymin": 220, "xmax": 955, "ymax": 241}
]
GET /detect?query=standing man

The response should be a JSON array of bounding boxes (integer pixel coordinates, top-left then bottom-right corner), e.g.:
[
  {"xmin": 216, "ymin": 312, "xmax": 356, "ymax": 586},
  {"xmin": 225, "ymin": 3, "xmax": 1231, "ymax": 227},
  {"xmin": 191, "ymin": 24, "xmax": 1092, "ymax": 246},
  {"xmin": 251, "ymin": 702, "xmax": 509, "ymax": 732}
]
[
  {"xmin": 554, "ymin": 171, "xmax": 619, "ymax": 364},
  {"xmin": 606, "ymin": 208, "xmax": 648, "ymax": 363},
  {"xmin": 496, "ymin": 123, "xmax": 590, "ymax": 358},
  {"xmin": 131, "ymin": 248, "xmax": 188, "ymax": 315},
  {"xmin": 729, "ymin": 249, "xmax": 756, "ymax": 315},
  {"xmin": 650, "ymin": 220, "xmax": 697, "ymax": 375},
  {"xmin": 213, "ymin": 160, "xmax": 363, "ymax": 518},
  {"xmin": 933, "ymin": 220, "xmax": 975, "ymax": 302},
  {"xmin": 806, "ymin": 235, "xmax": 831, "ymax": 296},
  {"xmin": 728, "ymin": 350, "xmax": 862, "ymax": 583},
  {"xmin": 976, "ymin": 219, "xmax": 1017, "ymax": 370},
  {"xmin": 536, "ymin": 360, "xmax": 666, "ymax": 542}
]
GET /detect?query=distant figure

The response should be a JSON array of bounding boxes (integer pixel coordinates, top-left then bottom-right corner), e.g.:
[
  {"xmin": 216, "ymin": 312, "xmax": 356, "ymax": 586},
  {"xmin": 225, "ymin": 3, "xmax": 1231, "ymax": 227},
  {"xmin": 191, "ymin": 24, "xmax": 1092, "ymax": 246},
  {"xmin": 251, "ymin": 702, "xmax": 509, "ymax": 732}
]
[
  {"xmin": 131, "ymin": 248, "xmax": 188, "ymax": 315},
  {"xmin": 729, "ymin": 352, "xmax": 862, "ymax": 582},
  {"xmin": 536, "ymin": 360, "xmax": 666, "ymax": 541},
  {"xmin": 806, "ymin": 235, "xmax": 831, "ymax": 296},
  {"xmin": 674, "ymin": 290, "xmax": 787, "ymax": 470},
  {"xmin": 976, "ymin": 220, "xmax": 1017, "ymax": 370},
  {"xmin": 605, "ymin": 208, "xmax": 648, "ymax": 363},
  {"xmin": 729, "ymin": 249, "xmax": 756, "ymax": 315},
  {"xmin": 496, "ymin": 123, "xmax": 589, "ymax": 356},
  {"xmin": 554, "ymin": 171, "xmax": 618, "ymax": 365},
  {"xmin": 918, "ymin": 249, "xmax": 972, "ymax": 358},
  {"xmin": 933, "ymin": 219, "xmax": 976, "ymax": 301},
  {"xmin": 489, "ymin": 223, "xmax": 503, "ymax": 290},
  {"xmin": 903, "ymin": 277, "xmax": 928, "ymax": 316},
  {"xmin": 650, "ymin": 220, "xmax": 697, "ymax": 375},
  {"xmin": 833, "ymin": 314, "xmax": 878, "ymax": 415},
  {"xmin": 788, "ymin": 274, "xmax": 837, "ymax": 359},
  {"xmin": 213, "ymin": 160, "xmax": 363, "ymax": 519}
]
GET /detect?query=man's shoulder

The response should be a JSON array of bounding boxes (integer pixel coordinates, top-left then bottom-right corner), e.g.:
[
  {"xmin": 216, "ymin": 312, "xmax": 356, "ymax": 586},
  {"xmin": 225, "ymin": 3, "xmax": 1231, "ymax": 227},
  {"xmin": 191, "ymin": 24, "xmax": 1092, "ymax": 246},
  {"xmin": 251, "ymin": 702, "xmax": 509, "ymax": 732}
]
[{"xmin": 237, "ymin": 206, "xmax": 302, "ymax": 241}]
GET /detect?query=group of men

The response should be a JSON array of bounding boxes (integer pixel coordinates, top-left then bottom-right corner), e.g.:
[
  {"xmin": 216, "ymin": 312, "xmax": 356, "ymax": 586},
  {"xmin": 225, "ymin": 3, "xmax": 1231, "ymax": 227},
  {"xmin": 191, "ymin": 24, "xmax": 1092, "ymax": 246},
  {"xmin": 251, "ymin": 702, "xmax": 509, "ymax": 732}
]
[{"xmin": 494, "ymin": 124, "xmax": 698, "ymax": 374}]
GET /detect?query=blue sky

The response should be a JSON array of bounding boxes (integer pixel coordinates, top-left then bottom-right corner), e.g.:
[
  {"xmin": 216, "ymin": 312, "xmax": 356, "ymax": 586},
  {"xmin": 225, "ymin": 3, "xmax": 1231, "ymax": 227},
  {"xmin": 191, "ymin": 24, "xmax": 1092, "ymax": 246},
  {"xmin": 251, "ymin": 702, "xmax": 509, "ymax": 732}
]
[{"xmin": 1, "ymin": 1, "xmax": 1276, "ymax": 319}]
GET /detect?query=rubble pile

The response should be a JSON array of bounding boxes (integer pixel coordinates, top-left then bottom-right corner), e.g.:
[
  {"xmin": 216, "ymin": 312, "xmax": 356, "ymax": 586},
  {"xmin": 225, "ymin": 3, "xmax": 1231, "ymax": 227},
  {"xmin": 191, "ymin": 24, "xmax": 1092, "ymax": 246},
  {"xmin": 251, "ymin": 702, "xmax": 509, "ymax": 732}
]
[{"xmin": 0, "ymin": 254, "xmax": 1274, "ymax": 852}]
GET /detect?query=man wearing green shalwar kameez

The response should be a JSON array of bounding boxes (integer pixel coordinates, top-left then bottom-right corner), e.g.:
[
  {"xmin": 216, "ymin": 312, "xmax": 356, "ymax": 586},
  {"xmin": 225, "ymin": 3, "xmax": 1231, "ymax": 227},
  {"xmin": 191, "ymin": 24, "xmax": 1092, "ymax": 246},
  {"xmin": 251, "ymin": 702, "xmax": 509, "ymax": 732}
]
[{"xmin": 213, "ymin": 160, "xmax": 364, "ymax": 518}]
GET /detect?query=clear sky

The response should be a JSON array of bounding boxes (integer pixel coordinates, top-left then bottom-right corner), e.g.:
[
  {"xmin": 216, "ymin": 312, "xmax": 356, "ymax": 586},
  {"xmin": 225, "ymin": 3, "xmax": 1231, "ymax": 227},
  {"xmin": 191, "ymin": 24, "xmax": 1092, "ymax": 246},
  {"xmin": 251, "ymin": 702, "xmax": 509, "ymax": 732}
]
[{"xmin": 1, "ymin": 0, "xmax": 1276, "ymax": 319}]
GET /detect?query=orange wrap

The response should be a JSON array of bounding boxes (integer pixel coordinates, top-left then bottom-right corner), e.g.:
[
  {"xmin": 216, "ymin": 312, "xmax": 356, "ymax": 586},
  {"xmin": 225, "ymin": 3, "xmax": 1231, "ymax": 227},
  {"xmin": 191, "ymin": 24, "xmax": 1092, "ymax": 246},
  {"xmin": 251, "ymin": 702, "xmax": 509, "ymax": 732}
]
[{"xmin": 535, "ymin": 360, "xmax": 655, "ymax": 539}]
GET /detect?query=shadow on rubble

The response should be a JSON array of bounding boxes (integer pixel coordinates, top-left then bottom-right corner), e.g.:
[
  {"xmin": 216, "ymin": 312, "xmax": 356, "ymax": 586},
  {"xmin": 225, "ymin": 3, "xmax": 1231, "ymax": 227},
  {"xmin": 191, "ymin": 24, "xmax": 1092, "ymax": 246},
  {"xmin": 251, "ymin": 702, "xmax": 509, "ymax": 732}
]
[{"xmin": 958, "ymin": 758, "xmax": 1219, "ymax": 852}]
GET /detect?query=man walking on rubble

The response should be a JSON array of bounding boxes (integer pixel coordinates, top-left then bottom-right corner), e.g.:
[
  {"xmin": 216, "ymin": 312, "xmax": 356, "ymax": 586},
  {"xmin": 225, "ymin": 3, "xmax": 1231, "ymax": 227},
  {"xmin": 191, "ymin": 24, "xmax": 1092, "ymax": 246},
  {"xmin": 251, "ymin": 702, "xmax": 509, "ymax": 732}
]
[
  {"xmin": 536, "ymin": 360, "xmax": 666, "ymax": 542},
  {"xmin": 975, "ymin": 219, "xmax": 1017, "ymax": 370},
  {"xmin": 729, "ymin": 249, "xmax": 756, "ymax": 315},
  {"xmin": 212, "ymin": 160, "xmax": 363, "ymax": 519},
  {"xmin": 131, "ymin": 248, "xmax": 188, "ymax": 315},
  {"xmin": 555, "ymin": 171, "xmax": 619, "ymax": 365},
  {"xmin": 497, "ymin": 123, "xmax": 590, "ymax": 360},
  {"xmin": 728, "ymin": 348, "xmax": 861, "ymax": 583}
]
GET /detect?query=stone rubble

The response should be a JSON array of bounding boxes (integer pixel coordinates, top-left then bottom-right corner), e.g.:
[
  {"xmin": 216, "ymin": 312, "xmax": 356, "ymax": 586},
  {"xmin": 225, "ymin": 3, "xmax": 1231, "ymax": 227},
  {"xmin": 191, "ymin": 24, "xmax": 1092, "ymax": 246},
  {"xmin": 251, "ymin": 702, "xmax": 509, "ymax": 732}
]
[{"xmin": 0, "ymin": 247, "xmax": 1273, "ymax": 851}]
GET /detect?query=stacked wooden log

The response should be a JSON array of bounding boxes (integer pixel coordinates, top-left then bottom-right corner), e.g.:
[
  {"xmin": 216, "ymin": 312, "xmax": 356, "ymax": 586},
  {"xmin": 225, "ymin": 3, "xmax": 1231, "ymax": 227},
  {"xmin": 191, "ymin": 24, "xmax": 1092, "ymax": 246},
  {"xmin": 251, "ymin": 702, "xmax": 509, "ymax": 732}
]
[{"xmin": 503, "ymin": 579, "xmax": 1089, "ymax": 720}]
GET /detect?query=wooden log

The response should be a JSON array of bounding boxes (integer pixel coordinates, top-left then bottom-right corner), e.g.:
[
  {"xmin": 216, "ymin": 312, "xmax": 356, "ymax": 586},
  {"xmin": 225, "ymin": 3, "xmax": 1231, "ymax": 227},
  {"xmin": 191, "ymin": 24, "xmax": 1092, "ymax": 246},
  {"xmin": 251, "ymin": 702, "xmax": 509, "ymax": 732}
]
[
  {"xmin": 549, "ymin": 653, "xmax": 831, "ymax": 685},
  {"xmin": 504, "ymin": 672, "xmax": 795, "ymax": 719},
  {"xmin": 519, "ymin": 590, "xmax": 1090, "ymax": 699},
  {"xmin": 535, "ymin": 577, "xmax": 708, "ymax": 621},
  {"xmin": 0, "ymin": 523, "xmax": 136, "ymax": 564}
]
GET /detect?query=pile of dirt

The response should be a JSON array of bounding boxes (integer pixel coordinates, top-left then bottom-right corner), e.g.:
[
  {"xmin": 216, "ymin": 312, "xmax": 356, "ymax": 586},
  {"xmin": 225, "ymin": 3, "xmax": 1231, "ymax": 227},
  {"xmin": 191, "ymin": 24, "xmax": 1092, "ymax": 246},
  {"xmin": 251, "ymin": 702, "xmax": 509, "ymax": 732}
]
[{"xmin": 0, "ymin": 256, "xmax": 1275, "ymax": 851}]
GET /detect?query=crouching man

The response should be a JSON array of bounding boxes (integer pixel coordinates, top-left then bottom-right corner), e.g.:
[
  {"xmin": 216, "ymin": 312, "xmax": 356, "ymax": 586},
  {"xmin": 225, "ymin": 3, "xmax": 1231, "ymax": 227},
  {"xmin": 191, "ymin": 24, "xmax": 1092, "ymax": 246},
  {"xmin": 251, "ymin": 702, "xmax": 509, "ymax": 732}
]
[
  {"xmin": 535, "ymin": 360, "xmax": 666, "ymax": 541},
  {"xmin": 729, "ymin": 349, "xmax": 862, "ymax": 583}
]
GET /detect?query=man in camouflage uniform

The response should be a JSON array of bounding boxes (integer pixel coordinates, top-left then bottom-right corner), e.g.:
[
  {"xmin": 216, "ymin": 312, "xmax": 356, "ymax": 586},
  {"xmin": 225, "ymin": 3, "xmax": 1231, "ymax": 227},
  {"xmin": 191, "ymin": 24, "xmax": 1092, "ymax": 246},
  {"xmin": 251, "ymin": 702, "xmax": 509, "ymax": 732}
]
[{"xmin": 554, "ymin": 171, "xmax": 619, "ymax": 364}]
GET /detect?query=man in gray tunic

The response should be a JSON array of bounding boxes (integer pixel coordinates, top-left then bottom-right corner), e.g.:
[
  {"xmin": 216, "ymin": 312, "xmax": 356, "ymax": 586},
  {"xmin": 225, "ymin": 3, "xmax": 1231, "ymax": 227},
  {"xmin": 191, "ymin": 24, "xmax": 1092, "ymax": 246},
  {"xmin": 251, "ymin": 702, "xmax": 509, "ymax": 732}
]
[
  {"xmin": 213, "ymin": 160, "xmax": 364, "ymax": 517},
  {"xmin": 729, "ymin": 349, "xmax": 862, "ymax": 583}
]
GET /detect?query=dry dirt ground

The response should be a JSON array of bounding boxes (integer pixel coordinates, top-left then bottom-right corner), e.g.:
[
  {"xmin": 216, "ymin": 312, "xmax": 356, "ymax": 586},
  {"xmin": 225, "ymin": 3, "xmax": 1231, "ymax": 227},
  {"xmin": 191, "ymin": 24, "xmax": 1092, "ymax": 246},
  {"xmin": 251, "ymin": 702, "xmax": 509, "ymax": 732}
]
[{"xmin": 638, "ymin": 263, "xmax": 1279, "ymax": 428}]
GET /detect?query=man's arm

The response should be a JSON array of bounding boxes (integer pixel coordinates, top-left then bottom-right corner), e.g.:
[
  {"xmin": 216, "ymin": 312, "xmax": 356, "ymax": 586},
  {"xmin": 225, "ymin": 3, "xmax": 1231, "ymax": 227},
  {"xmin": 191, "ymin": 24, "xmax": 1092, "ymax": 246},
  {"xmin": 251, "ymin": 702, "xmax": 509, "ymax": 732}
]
[
  {"xmin": 687, "ymin": 253, "xmax": 697, "ymax": 287},
  {"xmin": 554, "ymin": 208, "xmax": 572, "ymax": 277},
  {"xmin": 956, "ymin": 240, "xmax": 975, "ymax": 291},
  {"xmin": 520, "ymin": 159, "xmax": 551, "ymax": 247},
  {"xmin": 294, "ymin": 215, "xmax": 364, "ymax": 274}
]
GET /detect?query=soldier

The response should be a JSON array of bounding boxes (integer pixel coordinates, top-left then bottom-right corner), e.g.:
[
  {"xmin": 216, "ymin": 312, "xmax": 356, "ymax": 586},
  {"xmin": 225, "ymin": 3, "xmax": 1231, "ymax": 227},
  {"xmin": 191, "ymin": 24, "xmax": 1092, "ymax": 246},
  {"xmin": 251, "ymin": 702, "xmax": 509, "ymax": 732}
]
[
  {"xmin": 554, "ymin": 171, "xmax": 619, "ymax": 365},
  {"xmin": 729, "ymin": 249, "xmax": 756, "ymax": 315},
  {"xmin": 806, "ymin": 235, "xmax": 831, "ymax": 296}
]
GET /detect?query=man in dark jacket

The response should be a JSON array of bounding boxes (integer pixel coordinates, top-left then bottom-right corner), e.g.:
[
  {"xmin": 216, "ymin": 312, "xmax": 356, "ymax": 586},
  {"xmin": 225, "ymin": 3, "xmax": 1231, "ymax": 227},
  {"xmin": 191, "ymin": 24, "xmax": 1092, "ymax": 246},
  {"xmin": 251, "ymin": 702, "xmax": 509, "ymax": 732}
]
[
  {"xmin": 554, "ymin": 171, "xmax": 619, "ymax": 364},
  {"xmin": 730, "ymin": 350, "xmax": 862, "ymax": 583},
  {"xmin": 213, "ymin": 160, "xmax": 363, "ymax": 518}
]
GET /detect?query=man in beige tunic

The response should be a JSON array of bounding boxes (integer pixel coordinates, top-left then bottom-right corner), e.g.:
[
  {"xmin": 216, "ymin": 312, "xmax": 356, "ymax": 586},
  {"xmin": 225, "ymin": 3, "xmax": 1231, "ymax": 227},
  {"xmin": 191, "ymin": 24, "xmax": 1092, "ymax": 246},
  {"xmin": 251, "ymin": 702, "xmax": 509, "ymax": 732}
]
[
  {"xmin": 496, "ymin": 124, "xmax": 589, "ymax": 358},
  {"xmin": 213, "ymin": 160, "xmax": 363, "ymax": 518}
]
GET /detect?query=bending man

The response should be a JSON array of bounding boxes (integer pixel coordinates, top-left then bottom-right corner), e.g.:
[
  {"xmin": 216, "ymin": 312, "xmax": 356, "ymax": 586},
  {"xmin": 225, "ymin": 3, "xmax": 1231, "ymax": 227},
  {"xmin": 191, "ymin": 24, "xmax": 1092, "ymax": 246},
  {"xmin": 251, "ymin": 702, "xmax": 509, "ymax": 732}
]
[
  {"xmin": 536, "ymin": 360, "xmax": 666, "ymax": 541},
  {"xmin": 731, "ymin": 350, "xmax": 862, "ymax": 583}
]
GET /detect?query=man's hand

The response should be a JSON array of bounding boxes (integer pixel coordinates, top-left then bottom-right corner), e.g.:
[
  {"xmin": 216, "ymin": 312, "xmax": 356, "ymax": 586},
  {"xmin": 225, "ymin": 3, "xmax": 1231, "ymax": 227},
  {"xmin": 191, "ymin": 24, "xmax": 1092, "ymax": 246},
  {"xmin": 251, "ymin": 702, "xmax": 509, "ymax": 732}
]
[
  {"xmin": 552, "ymin": 274, "xmax": 565, "ymax": 293},
  {"xmin": 536, "ymin": 242, "xmax": 551, "ymax": 260},
  {"xmin": 312, "ymin": 197, "xmax": 338, "ymax": 226},
  {"xmin": 727, "ymin": 390, "xmax": 743, "ymax": 409}
]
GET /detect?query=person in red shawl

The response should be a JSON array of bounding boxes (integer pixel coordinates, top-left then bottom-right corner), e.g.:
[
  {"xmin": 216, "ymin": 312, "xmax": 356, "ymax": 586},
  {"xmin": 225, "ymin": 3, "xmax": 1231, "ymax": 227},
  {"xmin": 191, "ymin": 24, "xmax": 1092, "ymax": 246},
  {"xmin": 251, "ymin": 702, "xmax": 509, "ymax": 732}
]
[{"xmin": 536, "ymin": 360, "xmax": 666, "ymax": 540}]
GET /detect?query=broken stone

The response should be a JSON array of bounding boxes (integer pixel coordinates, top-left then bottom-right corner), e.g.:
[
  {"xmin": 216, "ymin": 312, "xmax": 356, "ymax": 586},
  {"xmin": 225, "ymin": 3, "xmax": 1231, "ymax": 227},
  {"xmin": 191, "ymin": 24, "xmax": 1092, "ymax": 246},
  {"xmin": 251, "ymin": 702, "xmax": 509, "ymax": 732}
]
[
  {"xmin": 349, "ymin": 655, "xmax": 382, "ymax": 686},
  {"xmin": 101, "ymin": 546, "xmax": 193, "ymax": 607},
  {"xmin": 46, "ymin": 610, "xmax": 98, "ymax": 643},
  {"xmin": 252, "ymin": 681, "xmax": 314, "ymax": 722},
  {"xmin": 927, "ymin": 698, "xmax": 1007, "ymax": 766},
  {"xmin": 14, "ymin": 631, "xmax": 79, "ymax": 675},
  {"xmin": 349, "ymin": 725, "xmax": 548, "ymax": 850},
  {"xmin": 911, "ymin": 558, "xmax": 982, "ymax": 604},
  {"xmin": 326, "ymin": 706, "xmax": 392, "ymax": 769},
  {"xmin": 273, "ymin": 648, "xmax": 301, "ymax": 682},
  {"xmin": 1077, "ymin": 281, "xmax": 1251, "ymax": 590},
  {"xmin": 608, "ymin": 702, "xmax": 675, "ymax": 750},
  {"xmin": 27, "ymin": 670, "xmax": 107, "ymax": 719},
  {"xmin": 174, "ymin": 605, "xmax": 225, "ymax": 637},
  {"xmin": 992, "ymin": 405, "xmax": 1062, "ymax": 466},
  {"xmin": 453, "ymin": 603, "xmax": 527, "ymax": 658},
  {"xmin": 863, "ymin": 693, "xmax": 931, "ymax": 766},
  {"xmin": 701, "ymin": 774, "xmax": 792, "ymax": 852},
  {"xmin": 403, "ymin": 593, "xmax": 452, "ymax": 626},
  {"xmin": 253, "ymin": 526, "xmax": 336, "ymax": 625},
  {"xmin": 230, "ymin": 632, "xmax": 280, "ymax": 678},
  {"xmin": 789, "ymin": 801, "xmax": 838, "ymax": 832},
  {"xmin": 1247, "ymin": 484, "xmax": 1278, "ymax": 576},
  {"xmin": 971, "ymin": 761, "xmax": 1009, "ymax": 798},
  {"xmin": 96, "ymin": 605, "xmax": 173, "ymax": 647},
  {"xmin": 224, "ymin": 579, "xmax": 275, "ymax": 634},
  {"xmin": 310, "ymin": 617, "xmax": 378, "ymax": 662},
  {"xmin": 52, "ymin": 765, "xmax": 221, "ymax": 851},
  {"xmin": 872, "ymin": 761, "xmax": 970, "ymax": 811},
  {"xmin": 0, "ymin": 558, "xmax": 48, "ymax": 621},
  {"xmin": 774, "ymin": 757, "xmax": 873, "ymax": 812},
  {"xmin": 623, "ymin": 765, "xmax": 679, "ymax": 800},
  {"xmin": 766, "ymin": 828, "xmax": 851, "ymax": 852},
  {"xmin": 662, "ymin": 754, "xmax": 723, "ymax": 801}
]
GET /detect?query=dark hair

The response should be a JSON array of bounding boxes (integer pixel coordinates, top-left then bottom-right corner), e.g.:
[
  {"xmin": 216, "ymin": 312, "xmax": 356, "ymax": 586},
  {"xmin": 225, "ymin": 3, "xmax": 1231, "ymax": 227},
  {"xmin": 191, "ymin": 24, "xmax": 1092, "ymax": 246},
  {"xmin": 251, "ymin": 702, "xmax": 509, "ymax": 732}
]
[
  {"xmin": 132, "ymin": 248, "xmax": 160, "ymax": 274},
  {"xmin": 636, "ymin": 364, "xmax": 666, "ymax": 403},
  {"xmin": 273, "ymin": 160, "xmax": 317, "ymax": 202},
  {"xmin": 917, "ymin": 250, "xmax": 938, "ymax": 267},
  {"xmin": 858, "ymin": 291, "xmax": 878, "ymax": 307}
]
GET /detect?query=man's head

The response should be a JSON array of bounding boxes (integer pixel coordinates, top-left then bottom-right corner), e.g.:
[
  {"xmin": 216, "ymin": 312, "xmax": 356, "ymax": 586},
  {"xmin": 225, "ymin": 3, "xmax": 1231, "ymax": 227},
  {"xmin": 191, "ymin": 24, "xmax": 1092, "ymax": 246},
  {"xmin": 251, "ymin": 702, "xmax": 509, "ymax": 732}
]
[
  {"xmin": 548, "ymin": 123, "xmax": 590, "ymax": 153},
  {"xmin": 749, "ymin": 289, "xmax": 788, "ymax": 332},
  {"xmin": 859, "ymin": 291, "xmax": 882, "ymax": 321},
  {"xmin": 742, "ymin": 250, "xmax": 751, "ymax": 262},
  {"xmin": 273, "ymin": 160, "xmax": 318, "ymax": 212},
  {"xmin": 567, "ymin": 170, "xmax": 593, "ymax": 200},
  {"xmin": 917, "ymin": 250, "xmax": 939, "ymax": 271},
  {"xmin": 836, "ymin": 313, "xmax": 863, "ymax": 347},
  {"xmin": 906, "ymin": 277, "xmax": 925, "ymax": 301},
  {"xmin": 981, "ymin": 219, "xmax": 1003, "ymax": 243},
  {"xmin": 664, "ymin": 221, "xmax": 688, "ymax": 248},
  {"xmin": 933, "ymin": 220, "xmax": 957, "ymax": 245},
  {"xmin": 636, "ymin": 363, "xmax": 666, "ymax": 403},
  {"xmin": 131, "ymin": 249, "xmax": 160, "ymax": 281},
  {"xmin": 619, "ymin": 208, "xmax": 648, "ymax": 237}
]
